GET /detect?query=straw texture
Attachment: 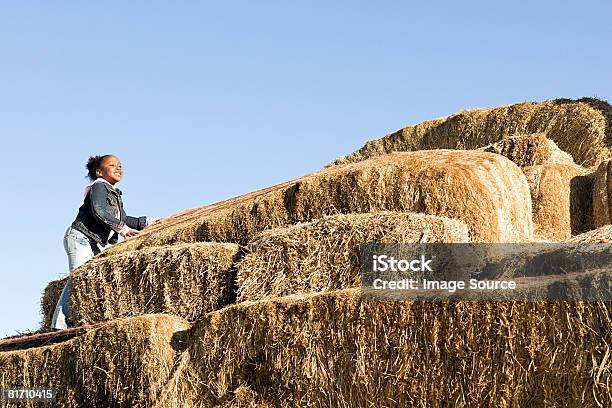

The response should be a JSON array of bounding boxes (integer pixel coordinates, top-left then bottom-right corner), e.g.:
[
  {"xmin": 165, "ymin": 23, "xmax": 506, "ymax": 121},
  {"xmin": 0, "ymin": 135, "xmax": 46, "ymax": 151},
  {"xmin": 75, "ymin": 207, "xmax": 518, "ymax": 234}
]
[
  {"xmin": 480, "ymin": 133, "xmax": 574, "ymax": 167},
  {"xmin": 187, "ymin": 288, "xmax": 612, "ymax": 407},
  {"xmin": 0, "ymin": 314, "xmax": 190, "ymax": 408},
  {"xmin": 41, "ymin": 243, "xmax": 240, "ymax": 327},
  {"xmin": 523, "ymin": 164, "xmax": 593, "ymax": 241},
  {"xmin": 237, "ymin": 211, "xmax": 469, "ymax": 302},
  {"xmin": 593, "ymin": 159, "xmax": 612, "ymax": 227}
]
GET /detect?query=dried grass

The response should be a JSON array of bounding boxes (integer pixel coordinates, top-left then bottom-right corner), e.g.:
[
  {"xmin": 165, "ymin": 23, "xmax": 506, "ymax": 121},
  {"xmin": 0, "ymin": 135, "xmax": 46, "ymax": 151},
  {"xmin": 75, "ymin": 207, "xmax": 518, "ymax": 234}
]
[
  {"xmin": 187, "ymin": 288, "xmax": 612, "ymax": 408},
  {"xmin": 479, "ymin": 244, "xmax": 612, "ymax": 281},
  {"xmin": 332, "ymin": 97, "xmax": 612, "ymax": 168},
  {"xmin": 523, "ymin": 163, "xmax": 593, "ymax": 241},
  {"xmin": 41, "ymin": 243, "xmax": 240, "ymax": 327},
  {"xmin": 237, "ymin": 211, "xmax": 469, "ymax": 302},
  {"xmin": 0, "ymin": 314, "xmax": 190, "ymax": 408},
  {"xmin": 461, "ymin": 268, "xmax": 612, "ymax": 300},
  {"xmin": 567, "ymin": 225, "xmax": 612, "ymax": 243},
  {"xmin": 593, "ymin": 159, "xmax": 612, "ymax": 227},
  {"xmin": 40, "ymin": 278, "xmax": 68, "ymax": 329},
  {"xmin": 212, "ymin": 385, "xmax": 274, "ymax": 408},
  {"xmin": 102, "ymin": 150, "xmax": 533, "ymax": 256},
  {"xmin": 479, "ymin": 133, "xmax": 574, "ymax": 167}
]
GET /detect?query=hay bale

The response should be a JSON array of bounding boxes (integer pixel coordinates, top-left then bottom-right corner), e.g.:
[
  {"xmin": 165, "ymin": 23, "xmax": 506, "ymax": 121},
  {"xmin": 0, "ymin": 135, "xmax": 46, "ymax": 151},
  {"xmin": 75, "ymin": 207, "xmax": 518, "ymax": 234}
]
[
  {"xmin": 523, "ymin": 163, "xmax": 593, "ymax": 241},
  {"xmin": 567, "ymin": 225, "xmax": 612, "ymax": 243},
  {"xmin": 103, "ymin": 150, "xmax": 533, "ymax": 256},
  {"xmin": 42, "ymin": 242, "xmax": 240, "ymax": 327},
  {"xmin": 237, "ymin": 211, "xmax": 469, "ymax": 302},
  {"xmin": 40, "ymin": 277, "xmax": 68, "ymax": 329},
  {"xmin": 254, "ymin": 150, "xmax": 532, "ymax": 243},
  {"xmin": 592, "ymin": 159, "xmax": 612, "ymax": 227},
  {"xmin": 332, "ymin": 97, "xmax": 612, "ymax": 168},
  {"xmin": 459, "ymin": 269, "xmax": 612, "ymax": 300},
  {"xmin": 187, "ymin": 288, "xmax": 612, "ymax": 407},
  {"xmin": 478, "ymin": 243, "xmax": 612, "ymax": 281},
  {"xmin": 72, "ymin": 242, "xmax": 239, "ymax": 325},
  {"xmin": 0, "ymin": 314, "xmax": 190, "ymax": 407},
  {"xmin": 479, "ymin": 133, "xmax": 574, "ymax": 167}
]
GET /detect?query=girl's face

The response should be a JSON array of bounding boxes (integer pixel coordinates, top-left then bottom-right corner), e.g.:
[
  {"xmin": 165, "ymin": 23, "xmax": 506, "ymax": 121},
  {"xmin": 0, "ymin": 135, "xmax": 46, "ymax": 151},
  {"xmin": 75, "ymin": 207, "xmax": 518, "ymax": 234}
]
[{"xmin": 96, "ymin": 155, "xmax": 124, "ymax": 185}]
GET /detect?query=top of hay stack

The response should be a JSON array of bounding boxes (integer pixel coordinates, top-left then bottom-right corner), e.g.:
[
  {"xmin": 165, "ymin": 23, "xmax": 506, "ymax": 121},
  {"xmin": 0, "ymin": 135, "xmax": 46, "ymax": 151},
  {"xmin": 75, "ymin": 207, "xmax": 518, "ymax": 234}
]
[
  {"xmin": 98, "ymin": 98, "xmax": 611, "ymax": 257},
  {"xmin": 331, "ymin": 97, "xmax": 612, "ymax": 168}
]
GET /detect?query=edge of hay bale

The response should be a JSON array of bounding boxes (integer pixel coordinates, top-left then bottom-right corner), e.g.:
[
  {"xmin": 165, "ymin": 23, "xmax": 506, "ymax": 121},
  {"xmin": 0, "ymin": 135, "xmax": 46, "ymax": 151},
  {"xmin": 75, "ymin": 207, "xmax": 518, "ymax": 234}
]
[
  {"xmin": 237, "ymin": 211, "xmax": 469, "ymax": 302},
  {"xmin": 593, "ymin": 159, "xmax": 612, "ymax": 228},
  {"xmin": 0, "ymin": 314, "xmax": 190, "ymax": 408}
]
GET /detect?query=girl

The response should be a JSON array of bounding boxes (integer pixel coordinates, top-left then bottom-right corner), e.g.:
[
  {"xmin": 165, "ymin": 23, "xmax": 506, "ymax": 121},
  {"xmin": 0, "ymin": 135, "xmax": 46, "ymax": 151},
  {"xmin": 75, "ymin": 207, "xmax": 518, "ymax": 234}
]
[{"xmin": 51, "ymin": 155, "xmax": 158, "ymax": 329}]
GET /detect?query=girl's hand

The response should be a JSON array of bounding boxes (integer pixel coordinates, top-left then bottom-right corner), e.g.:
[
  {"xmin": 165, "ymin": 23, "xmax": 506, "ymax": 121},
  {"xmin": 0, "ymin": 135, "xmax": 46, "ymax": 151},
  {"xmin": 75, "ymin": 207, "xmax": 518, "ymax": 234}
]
[
  {"xmin": 118, "ymin": 225, "xmax": 140, "ymax": 238},
  {"xmin": 125, "ymin": 229, "xmax": 140, "ymax": 238}
]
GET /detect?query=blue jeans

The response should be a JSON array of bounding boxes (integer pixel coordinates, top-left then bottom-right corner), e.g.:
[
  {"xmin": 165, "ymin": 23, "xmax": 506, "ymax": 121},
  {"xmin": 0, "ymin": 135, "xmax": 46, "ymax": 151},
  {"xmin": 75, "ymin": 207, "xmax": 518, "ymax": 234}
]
[{"xmin": 51, "ymin": 226, "xmax": 101, "ymax": 329}]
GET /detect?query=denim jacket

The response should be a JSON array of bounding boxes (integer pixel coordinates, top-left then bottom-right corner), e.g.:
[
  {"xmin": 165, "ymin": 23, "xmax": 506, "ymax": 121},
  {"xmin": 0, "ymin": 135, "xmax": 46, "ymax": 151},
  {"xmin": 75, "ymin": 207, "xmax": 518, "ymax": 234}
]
[{"xmin": 71, "ymin": 180, "xmax": 147, "ymax": 245}]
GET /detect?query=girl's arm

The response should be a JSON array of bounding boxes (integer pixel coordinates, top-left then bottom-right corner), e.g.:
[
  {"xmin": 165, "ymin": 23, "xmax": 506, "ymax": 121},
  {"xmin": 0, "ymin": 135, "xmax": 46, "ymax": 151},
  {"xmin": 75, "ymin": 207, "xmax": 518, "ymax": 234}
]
[
  {"xmin": 89, "ymin": 182, "xmax": 136, "ymax": 237},
  {"xmin": 124, "ymin": 215, "xmax": 148, "ymax": 230}
]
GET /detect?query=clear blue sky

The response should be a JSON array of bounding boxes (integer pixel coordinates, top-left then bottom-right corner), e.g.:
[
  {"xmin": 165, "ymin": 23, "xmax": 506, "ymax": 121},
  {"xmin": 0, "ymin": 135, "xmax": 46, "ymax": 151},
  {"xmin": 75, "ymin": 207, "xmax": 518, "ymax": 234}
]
[{"xmin": 1, "ymin": 1, "xmax": 610, "ymax": 337}]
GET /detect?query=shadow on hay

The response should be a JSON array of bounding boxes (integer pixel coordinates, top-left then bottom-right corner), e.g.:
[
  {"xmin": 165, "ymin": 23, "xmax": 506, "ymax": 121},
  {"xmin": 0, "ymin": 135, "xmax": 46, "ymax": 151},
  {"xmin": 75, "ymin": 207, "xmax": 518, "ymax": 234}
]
[{"xmin": 570, "ymin": 173, "xmax": 594, "ymax": 235}]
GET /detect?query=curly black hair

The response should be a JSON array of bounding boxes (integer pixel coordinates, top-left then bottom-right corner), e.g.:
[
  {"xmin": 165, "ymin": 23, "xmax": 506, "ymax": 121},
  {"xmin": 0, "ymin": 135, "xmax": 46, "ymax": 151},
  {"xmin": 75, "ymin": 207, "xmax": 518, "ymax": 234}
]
[{"xmin": 85, "ymin": 155, "xmax": 112, "ymax": 181}]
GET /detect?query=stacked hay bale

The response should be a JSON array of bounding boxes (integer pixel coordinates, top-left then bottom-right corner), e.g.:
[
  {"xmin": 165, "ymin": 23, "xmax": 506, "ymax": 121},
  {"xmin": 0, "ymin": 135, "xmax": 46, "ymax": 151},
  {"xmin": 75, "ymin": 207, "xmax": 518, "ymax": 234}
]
[
  {"xmin": 42, "ymin": 212, "xmax": 469, "ymax": 326},
  {"xmin": 331, "ymin": 97, "xmax": 612, "ymax": 168},
  {"xmin": 523, "ymin": 163, "xmax": 593, "ymax": 241},
  {"xmin": 3, "ymin": 97, "xmax": 611, "ymax": 407},
  {"xmin": 237, "ymin": 211, "xmax": 469, "ymax": 302},
  {"xmin": 281, "ymin": 151, "xmax": 532, "ymax": 243},
  {"xmin": 186, "ymin": 289, "xmax": 612, "ymax": 407},
  {"xmin": 0, "ymin": 315, "xmax": 191, "ymax": 408},
  {"xmin": 476, "ymin": 132, "xmax": 594, "ymax": 242},
  {"xmin": 476, "ymin": 241, "xmax": 612, "ymax": 282},
  {"xmin": 102, "ymin": 149, "xmax": 533, "ymax": 257},
  {"xmin": 41, "ymin": 242, "xmax": 239, "ymax": 327}
]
